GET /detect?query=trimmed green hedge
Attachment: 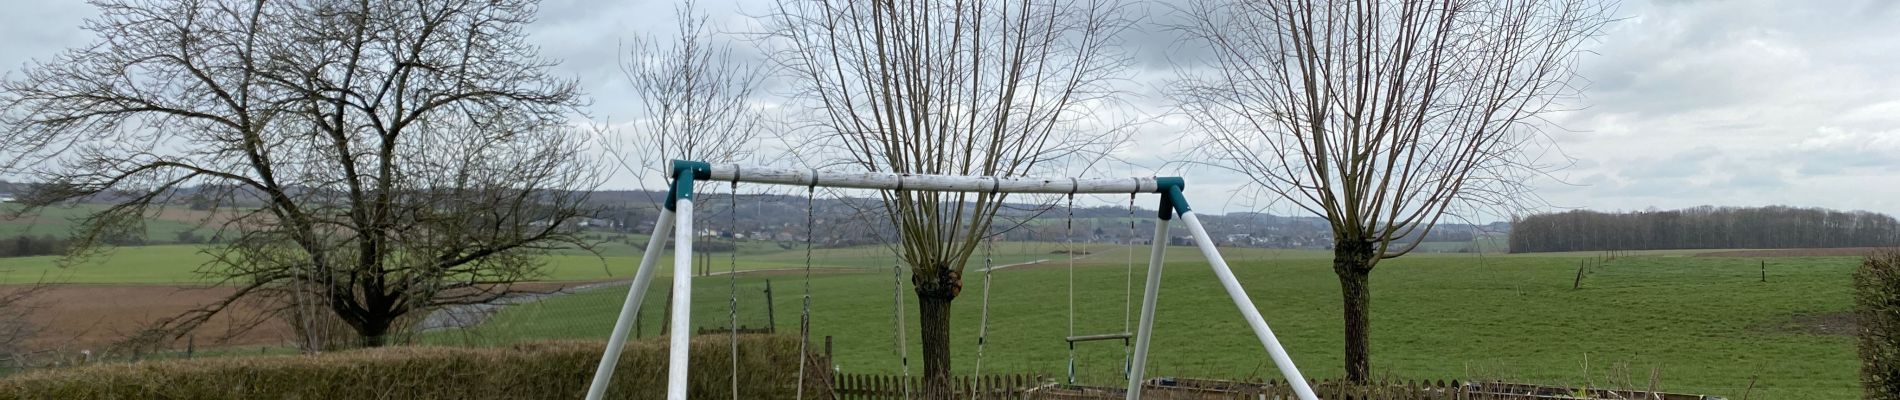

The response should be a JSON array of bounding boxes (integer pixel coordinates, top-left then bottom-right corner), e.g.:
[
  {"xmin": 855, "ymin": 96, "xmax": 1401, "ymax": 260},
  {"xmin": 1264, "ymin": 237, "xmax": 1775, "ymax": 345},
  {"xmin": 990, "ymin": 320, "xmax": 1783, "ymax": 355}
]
[
  {"xmin": 1862, "ymin": 250, "xmax": 1900, "ymax": 400},
  {"xmin": 0, "ymin": 335, "xmax": 816, "ymax": 400}
]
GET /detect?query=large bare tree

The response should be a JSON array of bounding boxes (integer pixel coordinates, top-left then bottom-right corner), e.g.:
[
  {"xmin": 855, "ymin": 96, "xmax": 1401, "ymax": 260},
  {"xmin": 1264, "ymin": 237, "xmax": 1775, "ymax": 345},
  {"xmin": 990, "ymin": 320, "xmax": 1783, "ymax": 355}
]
[
  {"xmin": 769, "ymin": 0, "xmax": 1131, "ymax": 397},
  {"xmin": 0, "ymin": 0, "xmax": 593, "ymax": 348},
  {"xmin": 1175, "ymin": 0, "xmax": 1612, "ymax": 382}
]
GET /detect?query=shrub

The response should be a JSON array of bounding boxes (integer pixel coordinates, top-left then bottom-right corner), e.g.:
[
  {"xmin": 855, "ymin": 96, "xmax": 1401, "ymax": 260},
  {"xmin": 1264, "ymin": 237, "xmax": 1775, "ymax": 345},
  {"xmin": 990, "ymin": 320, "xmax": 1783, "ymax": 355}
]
[
  {"xmin": 1859, "ymin": 249, "xmax": 1900, "ymax": 400},
  {"xmin": 0, "ymin": 235, "xmax": 69, "ymax": 258},
  {"xmin": 0, "ymin": 335, "xmax": 822, "ymax": 400}
]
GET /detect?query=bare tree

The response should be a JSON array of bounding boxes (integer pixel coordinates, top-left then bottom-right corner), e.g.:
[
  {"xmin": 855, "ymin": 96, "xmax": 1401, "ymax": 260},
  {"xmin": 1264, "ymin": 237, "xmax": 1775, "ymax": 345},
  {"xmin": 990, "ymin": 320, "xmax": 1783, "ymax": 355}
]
[
  {"xmin": 0, "ymin": 0, "xmax": 594, "ymax": 348},
  {"xmin": 768, "ymin": 0, "xmax": 1131, "ymax": 397},
  {"xmin": 604, "ymin": 0, "xmax": 767, "ymax": 192},
  {"xmin": 1174, "ymin": 0, "xmax": 1612, "ymax": 382}
]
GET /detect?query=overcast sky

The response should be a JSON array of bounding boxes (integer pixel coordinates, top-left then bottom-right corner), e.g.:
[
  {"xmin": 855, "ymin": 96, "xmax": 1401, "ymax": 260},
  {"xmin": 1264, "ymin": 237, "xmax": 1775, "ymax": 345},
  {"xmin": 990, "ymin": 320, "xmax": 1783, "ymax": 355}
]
[{"xmin": 3, "ymin": 0, "xmax": 1896, "ymax": 220}]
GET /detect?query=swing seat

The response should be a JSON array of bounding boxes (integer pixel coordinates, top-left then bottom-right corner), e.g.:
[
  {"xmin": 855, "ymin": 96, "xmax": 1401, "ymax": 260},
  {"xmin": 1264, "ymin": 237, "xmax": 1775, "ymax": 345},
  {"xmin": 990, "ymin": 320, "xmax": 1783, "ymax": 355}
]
[{"xmin": 1065, "ymin": 332, "xmax": 1133, "ymax": 343}]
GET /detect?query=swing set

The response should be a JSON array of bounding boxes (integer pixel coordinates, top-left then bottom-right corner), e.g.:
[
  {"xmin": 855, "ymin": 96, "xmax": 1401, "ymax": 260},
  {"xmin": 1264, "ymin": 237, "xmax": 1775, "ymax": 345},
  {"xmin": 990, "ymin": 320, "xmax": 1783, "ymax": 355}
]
[{"xmin": 583, "ymin": 160, "xmax": 1320, "ymax": 400}]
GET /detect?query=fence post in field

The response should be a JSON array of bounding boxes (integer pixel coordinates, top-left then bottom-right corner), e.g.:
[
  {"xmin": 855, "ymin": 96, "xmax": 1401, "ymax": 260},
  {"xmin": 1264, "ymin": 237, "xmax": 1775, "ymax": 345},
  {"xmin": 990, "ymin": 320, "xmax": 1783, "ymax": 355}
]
[
  {"xmin": 765, "ymin": 279, "xmax": 777, "ymax": 333},
  {"xmin": 660, "ymin": 289, "xmax": 673, "ymax": 335},
  {"xmin": 1762, "ymin": 260, "xmax": 1767, "ymax": 283},
  {"xmin": 1575, "ymin": 259, "xmax": 1586, "ymax": 290}
]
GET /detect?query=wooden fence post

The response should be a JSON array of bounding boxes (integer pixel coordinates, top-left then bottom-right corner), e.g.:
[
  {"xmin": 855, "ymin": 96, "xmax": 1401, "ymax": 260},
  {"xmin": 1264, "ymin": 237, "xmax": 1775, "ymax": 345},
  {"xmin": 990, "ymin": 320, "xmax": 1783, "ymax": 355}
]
[
  {"xmin": 765, "ymin": 279, "xmax": 777, "ymax": 333},
  {"xmin": 660, "ymin": 289, "xmax": 673, "ymax": 335},
  {"xmin": 1574, "ymin": 259, "xmax": 1586, "ymax": 289}
]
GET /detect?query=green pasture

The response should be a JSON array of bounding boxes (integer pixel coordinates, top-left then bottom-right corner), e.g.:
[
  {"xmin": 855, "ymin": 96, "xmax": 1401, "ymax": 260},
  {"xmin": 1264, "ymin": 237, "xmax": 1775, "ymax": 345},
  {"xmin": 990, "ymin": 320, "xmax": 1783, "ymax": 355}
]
[
  {"xmin": 433, "ymin": 253, "xmax": 1858, "ymax": 400},
  {"xmin": 0, "ymin": 204, "xmax": 206, "ymax": 243},
  {"xmin": 0, "ymin": 225, "xmax": 1862, "ymax": 399}
]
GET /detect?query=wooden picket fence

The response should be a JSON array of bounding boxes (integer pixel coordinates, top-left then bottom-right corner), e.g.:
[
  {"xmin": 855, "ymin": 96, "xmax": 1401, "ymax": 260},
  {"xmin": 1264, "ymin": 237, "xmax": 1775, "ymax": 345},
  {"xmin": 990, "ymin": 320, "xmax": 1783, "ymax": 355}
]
[
  {"xmin": 1035, "ymin": 378, "xmax": 1481, "ymax": 400},
  {"xmin": 822, "ymin": 375, "xmax": 1720, "ymax": 400},
  {"xmin": 828, "ymin": 373, "xmax": 1041, "ymax": 399},
  {"xmin": 1037, "ymin": 378, "xmax": 1719, "ymax": 400}
]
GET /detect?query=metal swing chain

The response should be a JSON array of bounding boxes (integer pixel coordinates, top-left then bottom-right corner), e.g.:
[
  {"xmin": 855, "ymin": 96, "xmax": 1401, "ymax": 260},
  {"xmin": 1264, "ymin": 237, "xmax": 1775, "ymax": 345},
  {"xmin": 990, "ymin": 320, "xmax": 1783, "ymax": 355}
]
[
  {"xmin": 893, "ymin": 251, "xmax": 912, "ymax": 398},
  {"xmin": 971, "ymin": 206, "xmax": 996, "ymax": 399},
  {"xmin": 728, "ymin": 179, "xmax": 740, "ymax": 400},
  {"xmin": 891, "ymin": 182, "xmax": 912, "ymax": 399},
  {"xmin": 795, "ymin": 185, "xmax": 814, "ymax": 400},
  {"xmin": 1065, "ymin": 192, "xmax": 1077, "ymax": 385},
  {"xmin": 1123, "ymin": 192, "xmax": 1137, "ymax": 381}
]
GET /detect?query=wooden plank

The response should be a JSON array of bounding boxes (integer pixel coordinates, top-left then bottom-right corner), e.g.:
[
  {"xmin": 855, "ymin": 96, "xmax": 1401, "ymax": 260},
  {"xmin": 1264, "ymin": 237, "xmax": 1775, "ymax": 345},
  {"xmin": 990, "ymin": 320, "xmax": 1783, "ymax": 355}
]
[{"xmin": 1065, "ymin": 332, "xmax": 1134, "ymax": 342}]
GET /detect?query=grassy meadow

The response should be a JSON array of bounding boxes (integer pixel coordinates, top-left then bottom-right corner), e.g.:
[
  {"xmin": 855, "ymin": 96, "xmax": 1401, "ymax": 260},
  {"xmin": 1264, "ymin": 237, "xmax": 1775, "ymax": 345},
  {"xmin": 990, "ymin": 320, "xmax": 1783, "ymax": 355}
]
[
  {"xmin": 0, "ymin": 204, "xmax": 207, "ymax": 241},
  {"xmin": 431, "ymin": 249, "xmax": 1859, "ymax": 400},
  {"xmin": 0, "ymin": 208, "xmax": 1862, "ymax": 399}
]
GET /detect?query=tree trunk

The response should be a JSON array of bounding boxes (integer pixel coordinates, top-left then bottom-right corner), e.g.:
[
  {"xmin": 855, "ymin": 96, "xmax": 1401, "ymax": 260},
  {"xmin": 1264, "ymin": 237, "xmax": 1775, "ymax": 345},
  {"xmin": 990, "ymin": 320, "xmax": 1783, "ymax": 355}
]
[
  {"xmin": 357, "ymin": 317, "xmax": 392, "ymax": 348},
  {"xmin": 917, "ymin": 293, "xmax": 953, "ymax": 399},
  {"xmin": 1334, "ymin": 241, "xmax": 1375, "ymax": 383},
  {"xmin": 337, "ymin": 300, "xmax": 396, "ymax": 348},
  {"xmin": 913, "ymin": 265, "xmax": 962, "ymax": 400}
]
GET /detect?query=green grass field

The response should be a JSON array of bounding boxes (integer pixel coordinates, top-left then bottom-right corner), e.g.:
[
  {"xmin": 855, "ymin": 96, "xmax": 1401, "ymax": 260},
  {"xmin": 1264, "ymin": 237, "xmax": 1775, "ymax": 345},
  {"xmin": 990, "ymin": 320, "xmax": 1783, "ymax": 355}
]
[
  {"xmin": 430, "ymin": 251, "xmax": 1858, "ymax": 400},
  {"xmin": 0, "ymin": 204, "xmax": 206, "ymax": 243},
  {"xmin": 0, "ymin": 235, "xmax": 1860, "ymax": 399}
]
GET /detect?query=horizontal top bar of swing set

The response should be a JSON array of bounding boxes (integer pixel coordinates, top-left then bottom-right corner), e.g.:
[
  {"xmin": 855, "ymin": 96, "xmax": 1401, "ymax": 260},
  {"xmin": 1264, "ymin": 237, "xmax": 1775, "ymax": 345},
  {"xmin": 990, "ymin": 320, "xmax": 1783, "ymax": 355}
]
[{"xmin": 676, "ymin": 163, "xmax": 1179, "ymax": 194}]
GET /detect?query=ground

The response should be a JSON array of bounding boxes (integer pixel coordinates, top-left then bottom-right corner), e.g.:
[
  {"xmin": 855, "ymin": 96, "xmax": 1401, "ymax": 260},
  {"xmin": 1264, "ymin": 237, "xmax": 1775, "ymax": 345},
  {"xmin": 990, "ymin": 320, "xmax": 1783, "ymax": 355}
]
[
  {"xmin": 0, "ymin": 241, "xmax": 1867, "ymax": 400},
  {"xmin": 17, "ymin": 285, "xmax": 293, "ymax": 351}
]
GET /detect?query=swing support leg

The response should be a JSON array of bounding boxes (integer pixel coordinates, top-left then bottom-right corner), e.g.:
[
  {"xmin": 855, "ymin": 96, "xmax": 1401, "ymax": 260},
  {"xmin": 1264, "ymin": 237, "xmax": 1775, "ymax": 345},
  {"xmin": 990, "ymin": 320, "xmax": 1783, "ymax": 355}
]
[
  {"xmin": 588, "ymin": 161, "xmax": 710, "ymax": 400},
  {"xmin": 1179, "ymin": 209, "xmax": 1318, "ymax": 400},
  {"xmin": 1124, "ymin": 217, "xmax": 1169, "ymax": 400},
  {"xmin": 660, "ymin": 163, "xmax": 709, "ymax": 400},
  {"xmin": 666, "ymin": 197, "xmax": 695, "ymax": 400},
  {"xmin": 1125, "ymin": 185, "xmax": 1318, "ymax": 400},
  {"xmin": 584, "ymin": 209, "xmax": 676, "ymax": 400}
]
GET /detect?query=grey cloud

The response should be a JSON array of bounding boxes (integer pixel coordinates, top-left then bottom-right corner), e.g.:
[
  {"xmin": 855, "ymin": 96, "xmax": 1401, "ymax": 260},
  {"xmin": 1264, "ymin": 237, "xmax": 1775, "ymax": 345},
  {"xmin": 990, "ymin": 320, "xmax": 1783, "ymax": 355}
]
[{"xmin": 3, "ymin": 0, "xmax": 1898, "ymax": 217}]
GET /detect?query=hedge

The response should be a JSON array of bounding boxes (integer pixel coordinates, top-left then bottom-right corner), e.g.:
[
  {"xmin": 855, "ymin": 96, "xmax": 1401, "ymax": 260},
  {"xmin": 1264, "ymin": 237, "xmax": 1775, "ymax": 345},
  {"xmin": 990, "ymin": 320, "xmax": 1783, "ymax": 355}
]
[
  {"xmin": 0, "ymin": 334, "xmax": 820, "ymax": 400},
  {"xmin": 1861, "ymin": 250, "xmax": 1900, "ymax": 400}
]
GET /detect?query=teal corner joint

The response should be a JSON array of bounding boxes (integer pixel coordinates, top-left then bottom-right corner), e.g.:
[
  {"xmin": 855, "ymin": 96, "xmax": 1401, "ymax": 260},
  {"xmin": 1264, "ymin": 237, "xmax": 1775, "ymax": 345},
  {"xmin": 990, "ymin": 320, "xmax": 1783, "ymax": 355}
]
[
  {"xmin": 665, "ymin": 160, "xmax": 713, "ymax": 211},
  {"xmin": 1153, "ymin": 177, "xmax": 1189, "ymax": 220}
]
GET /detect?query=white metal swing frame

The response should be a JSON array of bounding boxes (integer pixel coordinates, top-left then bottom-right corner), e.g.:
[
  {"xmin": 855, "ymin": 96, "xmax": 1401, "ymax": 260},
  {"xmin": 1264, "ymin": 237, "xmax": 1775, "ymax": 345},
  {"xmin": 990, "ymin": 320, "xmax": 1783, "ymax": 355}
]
[{"xmin": 583, "ymin": 160, "xmax": 1320, "ymax": 400}]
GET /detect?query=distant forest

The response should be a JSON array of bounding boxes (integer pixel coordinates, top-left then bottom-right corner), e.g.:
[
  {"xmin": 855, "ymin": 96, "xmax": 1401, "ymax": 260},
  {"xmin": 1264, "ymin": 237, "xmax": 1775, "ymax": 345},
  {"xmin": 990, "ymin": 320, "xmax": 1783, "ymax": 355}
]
[{"xmin": 1509, "ymin": 206, "xmax": 1900, "ymax": 253}]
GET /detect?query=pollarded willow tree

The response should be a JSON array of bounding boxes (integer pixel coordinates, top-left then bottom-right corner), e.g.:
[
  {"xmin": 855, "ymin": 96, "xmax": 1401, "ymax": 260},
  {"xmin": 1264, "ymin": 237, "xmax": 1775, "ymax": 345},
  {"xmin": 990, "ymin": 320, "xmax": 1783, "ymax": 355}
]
[
  {"xmin": 0, "ymin": 0, "xmax": 594, "ymax": 348},
  {"xmin": 1174, "ymin": 0, "xmax": 1613, "ymax": 382},
  {"xmin": 768, "ymin": 0, "xmax": 1132, "ymax": 398}
]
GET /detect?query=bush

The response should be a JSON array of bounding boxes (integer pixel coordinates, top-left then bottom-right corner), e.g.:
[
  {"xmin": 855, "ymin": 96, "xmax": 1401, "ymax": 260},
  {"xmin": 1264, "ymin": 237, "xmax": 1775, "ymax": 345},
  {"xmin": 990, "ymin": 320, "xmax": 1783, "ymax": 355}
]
[
  {"xmin": 1859, "ymin": 249, "xmax": 1900, "ymax": 400},
  {"xmin": 0, "ymin": 335, "xmax": 822, "ymax": 400},
  {"xmin": 175, "ymin": 230, "xmax": 204, "ymax": 244},
  {"xmin": 0, "ymin": 235, "xmax": 69, "ymax": 258}
]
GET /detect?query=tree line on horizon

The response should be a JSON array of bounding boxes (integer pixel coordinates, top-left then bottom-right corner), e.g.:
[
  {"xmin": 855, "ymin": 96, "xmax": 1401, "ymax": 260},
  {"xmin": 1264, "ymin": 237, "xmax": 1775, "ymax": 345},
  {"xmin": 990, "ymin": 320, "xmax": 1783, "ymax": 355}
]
[{"xmin": 1509, "ymin": 205, "xmax": 1900, "ymax": 253}]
